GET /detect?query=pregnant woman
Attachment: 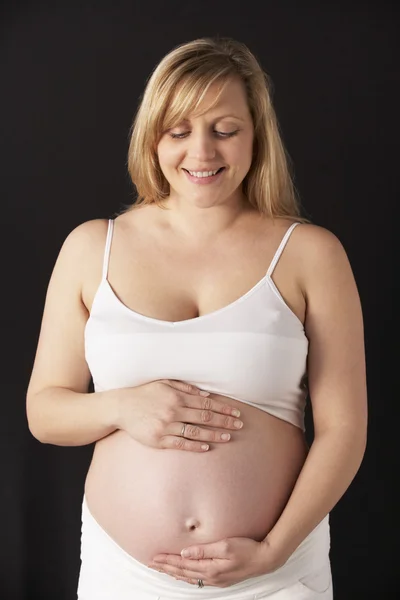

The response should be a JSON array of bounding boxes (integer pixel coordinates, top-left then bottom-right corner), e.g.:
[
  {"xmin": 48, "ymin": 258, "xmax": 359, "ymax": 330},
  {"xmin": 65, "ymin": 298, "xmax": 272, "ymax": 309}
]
[{"xmin": 26, "ymin": 37, "xmax": 367, "ymax": 599}]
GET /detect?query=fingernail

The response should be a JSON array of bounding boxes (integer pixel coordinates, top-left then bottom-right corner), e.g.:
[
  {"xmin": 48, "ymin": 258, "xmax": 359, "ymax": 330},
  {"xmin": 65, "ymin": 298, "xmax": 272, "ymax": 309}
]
[
  {"xmin": 181, "ymin": 549, "xmax": 191, "ymax": 557},
  {"xmin": 234, "ymin": 420, "xmax": 243, "ymax": 429},
  {"xmin": 201, "ymin": 444, "xmax": 209, "ymax": 451},
  {"xmin": 221, "ymin": 433, "xmax": 230, "ymax": 440},
  {"xmin": 232, "ymin": 409, "xmax": 240, "ymax": 417},
  {"xmin": 199, "ymin": 391, "xmax": 210, "ymax": 397}
]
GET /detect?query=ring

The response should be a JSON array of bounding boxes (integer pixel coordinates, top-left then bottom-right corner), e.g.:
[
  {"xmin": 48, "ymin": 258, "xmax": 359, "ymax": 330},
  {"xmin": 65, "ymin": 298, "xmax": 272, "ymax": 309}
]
[
  {"xmin": 181, "ymin": 423, "xmax": 187, "ymax": 437},
  {"xmin": 197, "ymin": 578, "xmax": 204, "ymax": 588}
]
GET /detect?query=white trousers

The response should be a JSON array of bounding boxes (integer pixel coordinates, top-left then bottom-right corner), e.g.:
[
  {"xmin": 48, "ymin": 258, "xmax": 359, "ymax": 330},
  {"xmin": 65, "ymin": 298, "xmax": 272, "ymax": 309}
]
[{"xmin": 77, "ymin": 496, "xmax": 333, "ymax": 599}]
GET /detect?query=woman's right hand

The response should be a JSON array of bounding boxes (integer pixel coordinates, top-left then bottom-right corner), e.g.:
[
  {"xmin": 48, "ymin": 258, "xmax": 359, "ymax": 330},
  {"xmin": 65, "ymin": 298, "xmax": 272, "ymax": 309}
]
[{"xmin": 115, "ymin": 379, "xmax": 243, "ymax": 452}]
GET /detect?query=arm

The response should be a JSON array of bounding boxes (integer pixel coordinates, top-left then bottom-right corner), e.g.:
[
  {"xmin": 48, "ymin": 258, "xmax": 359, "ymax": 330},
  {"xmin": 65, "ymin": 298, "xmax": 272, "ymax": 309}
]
[
  {"xmin": 26, "ymin": 220, "xmax": 237, "ymax": 449},
  {"xmin": 145, "ymin": 225, "xmax": 368, "ymax": 586},
  {"xmin": 26, "ymin": 219, "xmax": 119, "ymax": 446},
  {"xmin": 264, "ymin": 224, "xmax": 368, "ymax": 560},
  {"xmin": 145, "ymin": 225, "xmax": 367, "ymax": 587}
]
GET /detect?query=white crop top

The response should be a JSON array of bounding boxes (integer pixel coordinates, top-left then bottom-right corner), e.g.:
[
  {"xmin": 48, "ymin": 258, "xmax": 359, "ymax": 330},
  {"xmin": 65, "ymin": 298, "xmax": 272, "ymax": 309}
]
[{"xmin": 84, "ymin": 220, "xmax": 309, "ymax": 430}]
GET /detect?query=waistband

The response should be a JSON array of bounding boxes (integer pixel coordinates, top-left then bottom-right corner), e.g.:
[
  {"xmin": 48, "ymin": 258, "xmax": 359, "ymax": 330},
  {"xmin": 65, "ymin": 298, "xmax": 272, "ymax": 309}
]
[{"xmin": 79, "ymin": 495, "xmax": 330, "ymax": 599}]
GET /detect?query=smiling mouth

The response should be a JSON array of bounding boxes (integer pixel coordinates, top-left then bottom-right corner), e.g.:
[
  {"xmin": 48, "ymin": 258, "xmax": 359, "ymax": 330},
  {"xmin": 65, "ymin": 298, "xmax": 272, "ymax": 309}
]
[{"xmin": 183, "ymin": 167, "xmax": 225, "ymax": 178}]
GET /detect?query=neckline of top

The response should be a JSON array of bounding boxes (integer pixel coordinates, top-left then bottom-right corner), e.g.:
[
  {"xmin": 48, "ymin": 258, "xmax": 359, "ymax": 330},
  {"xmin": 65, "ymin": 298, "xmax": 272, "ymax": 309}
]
[{"xmin": 101, "ymin": 274, "xmax": 304, "ymax": 329}]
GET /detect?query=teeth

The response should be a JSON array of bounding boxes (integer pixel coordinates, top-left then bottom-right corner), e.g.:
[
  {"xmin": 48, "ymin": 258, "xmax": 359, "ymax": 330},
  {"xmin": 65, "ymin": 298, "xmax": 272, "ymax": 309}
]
[{"xmin": 188, "ymin": 169, "xmax": 219, "ymax": 178}]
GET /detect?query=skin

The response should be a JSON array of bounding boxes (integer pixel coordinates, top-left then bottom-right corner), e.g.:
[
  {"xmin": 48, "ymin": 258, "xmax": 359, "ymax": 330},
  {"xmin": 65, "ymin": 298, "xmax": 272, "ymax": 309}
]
[
  {"xmin": 156, "ymin": 77, "xmax": 254, "ymax": 227},
  {"xmin": 27, "ymin": 76, "xmax": 367, "ymax": 588},
  {"xmin": 84, "ymin": 77, "xmax": 310, "ymax": 567}
]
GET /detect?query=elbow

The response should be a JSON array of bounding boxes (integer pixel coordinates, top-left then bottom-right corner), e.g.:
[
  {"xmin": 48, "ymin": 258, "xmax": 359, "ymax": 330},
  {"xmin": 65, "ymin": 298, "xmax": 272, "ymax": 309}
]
[
  {"xmin": 359, "ymin": 428, "xmax": 368, "ymax": 461},
  {"xmin": 353, "ymin": 415, "xmax": 368, "ymax": 459},
  {"xmin": 26, "ymin": 393, "xmax": 50, "ymax": 444},
  {"xmin": 26, "ymin": 412, "xmax": 49, "ymax": 444},
  {"xmin": 316, "ymin": 419, "xmax": 368, "ymax": 460}
]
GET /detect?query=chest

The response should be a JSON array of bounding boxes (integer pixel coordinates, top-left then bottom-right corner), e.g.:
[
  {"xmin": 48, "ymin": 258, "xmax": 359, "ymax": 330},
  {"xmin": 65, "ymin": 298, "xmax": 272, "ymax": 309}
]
[
  {"xmin": 85, "ymin": 282, "xmax": 308, "ymax": 404},
  {"xmin": 90, "ymin": 241, "xmax": 304, "ymax": 325}
]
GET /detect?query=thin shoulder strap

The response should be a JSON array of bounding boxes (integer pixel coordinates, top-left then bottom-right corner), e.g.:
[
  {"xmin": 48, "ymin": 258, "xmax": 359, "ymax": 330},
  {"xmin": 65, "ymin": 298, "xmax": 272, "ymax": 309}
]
[
  {"xmin": 267, "ymin": 222, "xmax": 300, "ymax": 277},
  {"xmin": 102, "ymin": 219, "xmax": 114, "ymax": 280}
]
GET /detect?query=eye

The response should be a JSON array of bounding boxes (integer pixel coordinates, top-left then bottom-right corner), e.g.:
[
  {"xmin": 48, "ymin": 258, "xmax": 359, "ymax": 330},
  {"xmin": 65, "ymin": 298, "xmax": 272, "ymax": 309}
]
[
  {"xmin": 169, "ymin": 130, "xmax": 239, "ymax": 139},
  {"xmin": 215, "ymin": 130, "xmax": 239, "ymax": 138},
  {"xmin": 169, "ymin": 132, "xmax": 189, "ymax": 139}
]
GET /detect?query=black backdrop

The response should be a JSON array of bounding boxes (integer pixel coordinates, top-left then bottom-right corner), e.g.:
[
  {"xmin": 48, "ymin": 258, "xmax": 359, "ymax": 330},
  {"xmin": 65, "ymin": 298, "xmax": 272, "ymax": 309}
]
[{"xmin": 1, "ymin": 1, "xmax": 398, "ymax": 599}]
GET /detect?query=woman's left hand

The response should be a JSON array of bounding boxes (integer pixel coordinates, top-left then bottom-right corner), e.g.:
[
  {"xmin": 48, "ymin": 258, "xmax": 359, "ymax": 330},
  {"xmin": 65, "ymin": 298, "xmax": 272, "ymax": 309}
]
[{"xmin": 148, "ymin": 536, "xmax": 284, "ymax": 588}]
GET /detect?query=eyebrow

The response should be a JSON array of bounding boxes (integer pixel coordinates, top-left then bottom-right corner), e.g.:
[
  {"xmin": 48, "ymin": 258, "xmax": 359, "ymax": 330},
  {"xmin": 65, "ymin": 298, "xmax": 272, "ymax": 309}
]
[
  {"xmin": 214, "ymin": 114, "xmax": 246, "ymax": 122},
  {"xmin": 179, "ymin": 114, "xmax": 246, "ymax": 124}
]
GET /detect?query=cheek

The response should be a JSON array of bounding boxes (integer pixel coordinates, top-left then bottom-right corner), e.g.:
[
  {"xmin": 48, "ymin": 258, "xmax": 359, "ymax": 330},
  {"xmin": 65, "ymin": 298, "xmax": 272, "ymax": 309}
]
[
  {"xmin": 157, "ymin": 142, "xmax": 183, "ymax": 170},
  {"xmin": 231, "ymin": 140, "xmax": 253, "ymax": 173}
]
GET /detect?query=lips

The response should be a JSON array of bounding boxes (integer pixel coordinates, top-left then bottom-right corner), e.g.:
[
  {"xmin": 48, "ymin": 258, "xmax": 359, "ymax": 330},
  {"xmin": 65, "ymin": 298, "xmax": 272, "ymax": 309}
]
[
  {"xmin": 182, "ymin": 167, "xmax": 225, "ymax": 184},
  {"xmin": 183, "ymin": 167, "xmax": 225, "ymax": 176}
]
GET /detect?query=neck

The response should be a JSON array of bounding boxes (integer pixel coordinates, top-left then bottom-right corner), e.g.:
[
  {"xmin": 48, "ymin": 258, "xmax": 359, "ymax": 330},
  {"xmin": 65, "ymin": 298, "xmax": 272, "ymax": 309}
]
[{"xmin": 162, "ymin": 193, "xmax": 253, "ymax": 243}]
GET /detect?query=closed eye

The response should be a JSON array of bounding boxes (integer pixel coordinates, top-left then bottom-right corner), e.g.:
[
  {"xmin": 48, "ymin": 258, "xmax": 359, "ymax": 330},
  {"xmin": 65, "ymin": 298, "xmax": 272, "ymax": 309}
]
[{"xmin": 169, "ymin": 130, "xmax": 239, "ymax": 139}]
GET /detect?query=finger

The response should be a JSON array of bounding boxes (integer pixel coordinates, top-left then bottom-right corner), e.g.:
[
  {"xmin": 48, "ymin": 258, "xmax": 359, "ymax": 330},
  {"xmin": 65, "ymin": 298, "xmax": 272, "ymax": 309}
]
[
  {"xmin": 183, "ymin": 394, "xmax": 242, "ymax": 419},
  {"xmin": 150, "ymin": 555, "xmax": 209, "ymax": 573},
  {"xmin": 181, "ymin": 541, "xmax": 230, "ymax": 559},
  {"xmin": 161, "ymin": 380, "xmax": 211, "ymax": 397},
  {"xmin": 173, "ymin": 422, "xmax": 231, "ymax": 443},
  {"xmin": 161, "ymin": 435, "xmax": 210, "ymax": 452},
  {"xmin": 180, "ymin": 407, "xmax": 243, "ymax": 431},
  {"xmin": 149, "ymin": 562, "xmax": 206, "ymax": 579},
  {"xmin": 170, "ymin": 574, "xmax": 205, "ymax": 587}
]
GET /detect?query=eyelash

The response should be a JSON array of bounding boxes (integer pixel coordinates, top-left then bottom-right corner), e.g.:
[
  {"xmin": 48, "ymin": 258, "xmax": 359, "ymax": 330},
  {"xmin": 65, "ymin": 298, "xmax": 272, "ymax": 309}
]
[{"xmin": 169, "ymin": 130, "xmax": 239, "ymax": 139}]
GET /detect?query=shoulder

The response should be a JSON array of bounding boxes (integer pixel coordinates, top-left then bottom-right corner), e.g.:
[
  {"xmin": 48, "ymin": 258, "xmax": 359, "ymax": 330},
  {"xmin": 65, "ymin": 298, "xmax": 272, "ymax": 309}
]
[
  {"xmin": 50, "ymin": 219, "xmax": 111, "ymax": 286},
  {"xmin": 291, "ymin": 223, "xmax": 357, "ymax": 303},
  {"xmin": 61, "ymin": 218, "xmax": 110, "ymax": 249},
  {"xmin": 265, "ymin": 218, "xmax": 349, "ymax": 272},
  {"xmin": 57, "ymin": 218, "xmax": 110, "ymax": 263},
  {"xmin": 292, "ymin": 222, "xmax": 350, "ymax": 271},
  {"xmin": 292, "ymin": 221, "xmax": 346, "ymax": 252},
  {"xmin": 58, "ymin": 205, "xmax": 159, "ymax": 264}
]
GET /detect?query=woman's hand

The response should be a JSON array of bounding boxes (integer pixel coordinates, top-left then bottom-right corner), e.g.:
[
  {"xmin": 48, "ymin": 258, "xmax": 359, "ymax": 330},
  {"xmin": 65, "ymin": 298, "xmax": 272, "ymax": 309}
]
[
  {"xmin": 148, "ymin": 536, "xmax": 283, "ymax": 587},
  {"xmin": 114, "ymin": 379, "xmax": 243, "ymax": 451}
]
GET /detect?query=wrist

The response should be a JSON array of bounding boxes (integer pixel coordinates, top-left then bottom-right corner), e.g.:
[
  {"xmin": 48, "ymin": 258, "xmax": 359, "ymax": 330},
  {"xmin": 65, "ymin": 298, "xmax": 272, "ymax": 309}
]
[
  {"xmin": 97, "ymin": 389, "xmax": 123, "ymax": 431},
  {"xmin": 258, "ymin": 536, "xmax": 291, "ymax": 573}
]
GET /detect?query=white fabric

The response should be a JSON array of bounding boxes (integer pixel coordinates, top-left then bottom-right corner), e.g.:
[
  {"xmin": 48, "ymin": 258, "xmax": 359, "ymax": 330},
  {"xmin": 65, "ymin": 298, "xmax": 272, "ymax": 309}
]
[
  {"xmin": 85, "ymin": 221, "xmax": 308, "ymax": 430},
  {"xmin": 77, "ymin": 496, "xmax": 333, "ymax": 600}
]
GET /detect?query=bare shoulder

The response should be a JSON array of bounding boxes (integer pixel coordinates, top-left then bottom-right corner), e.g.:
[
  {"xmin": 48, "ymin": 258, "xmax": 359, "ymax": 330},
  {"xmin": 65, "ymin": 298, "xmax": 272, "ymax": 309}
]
[
  {"xmin": 60, "ymin": 218, "xmax": 110, "ymax": 256},
  {"xmin": 53, "ymin": 218, "xmax": 110, "ymax": 276},
  {"xmin": 45, "ymin": 219, "xmax": 111, "ymax": 308},
  {"xmin": 292, "ymin": 223, "xmax": 353, "ymax": 286},
  {"xmin": 293, "ymin": 223, "xmax": 367, "ymax": 435},
  {"xmin": 294, "ymin": 222, "xmax": 347, "ymax": 256},
  {"xmin": 293, "ymin": 223, "xmax": 363, "ymax": 342}
]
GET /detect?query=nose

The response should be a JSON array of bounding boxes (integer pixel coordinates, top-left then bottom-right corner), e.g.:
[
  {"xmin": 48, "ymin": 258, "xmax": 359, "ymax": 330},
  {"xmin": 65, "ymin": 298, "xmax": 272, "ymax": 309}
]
[{"xmin": 186, "ymin": 130, "xmax": 216, "ymax": 161}]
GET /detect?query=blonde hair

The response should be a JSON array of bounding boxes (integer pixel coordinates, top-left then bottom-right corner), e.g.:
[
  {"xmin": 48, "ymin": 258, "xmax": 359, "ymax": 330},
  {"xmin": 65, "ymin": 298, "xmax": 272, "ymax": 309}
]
[{"xmin": 126, "ymin": 37, "xmax": 308, "ymax": 220}]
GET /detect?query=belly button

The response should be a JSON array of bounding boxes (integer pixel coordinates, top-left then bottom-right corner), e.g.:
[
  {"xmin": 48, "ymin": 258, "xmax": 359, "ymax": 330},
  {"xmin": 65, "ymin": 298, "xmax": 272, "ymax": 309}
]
[{"xmin": 185, "ymin": 518, "xmax": 201, "ymax": 531}]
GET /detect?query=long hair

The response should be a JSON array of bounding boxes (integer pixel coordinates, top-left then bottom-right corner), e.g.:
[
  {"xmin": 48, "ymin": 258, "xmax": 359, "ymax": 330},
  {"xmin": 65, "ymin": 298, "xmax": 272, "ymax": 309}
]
[{"xmin": 126, "ymin": 37, "xmax": 307, "ymax": 220}]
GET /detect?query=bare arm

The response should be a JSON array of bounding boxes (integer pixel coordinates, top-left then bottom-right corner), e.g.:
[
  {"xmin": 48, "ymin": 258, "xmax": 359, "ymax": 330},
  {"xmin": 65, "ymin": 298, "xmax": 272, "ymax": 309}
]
[
  {"xmin": 26, "ymin": 219, "xmax": 240, "ymax": 449},
  {"xmin": 137, "ymin": 224, "xmax": 368, "ymax": 586},
  {"xmin": 264, "ymin": 224, "xmax": 368, "ymax": 560},
  {"xmin": 26, "ymin": 219, "xmax": 119, "ymax": 446}
]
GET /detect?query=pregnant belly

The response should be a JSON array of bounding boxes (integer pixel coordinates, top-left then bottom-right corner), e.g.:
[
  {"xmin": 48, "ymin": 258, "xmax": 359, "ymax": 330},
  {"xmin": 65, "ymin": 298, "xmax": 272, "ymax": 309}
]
[{"xmin": 84, "ymin": 396, "xmax": 308, "ymax": 565}]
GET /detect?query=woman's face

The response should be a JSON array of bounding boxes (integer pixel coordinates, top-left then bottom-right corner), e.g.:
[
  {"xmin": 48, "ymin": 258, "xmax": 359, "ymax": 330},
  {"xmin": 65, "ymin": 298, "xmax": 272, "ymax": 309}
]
[{"xmin": 157, "ymin": 77, "xmax": 254, "ymax": 209}]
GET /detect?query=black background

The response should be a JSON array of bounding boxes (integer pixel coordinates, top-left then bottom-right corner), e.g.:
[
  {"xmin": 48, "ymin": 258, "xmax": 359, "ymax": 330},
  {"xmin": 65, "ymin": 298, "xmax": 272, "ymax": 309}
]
[{"xmin": 1, "ymin": 1, "xmax": 398, "ymax": 598}]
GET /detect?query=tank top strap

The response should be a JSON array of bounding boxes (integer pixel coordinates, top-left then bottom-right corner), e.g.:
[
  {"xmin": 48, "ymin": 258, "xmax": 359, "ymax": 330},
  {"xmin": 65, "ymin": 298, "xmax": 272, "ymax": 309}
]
[
  {"xmin": 102, "ymin": 219, "xmax": 114, "ymax": 280},
  {"xmin": 266, "ymin": 222, "xmax": 301, "ymax": 277}
]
